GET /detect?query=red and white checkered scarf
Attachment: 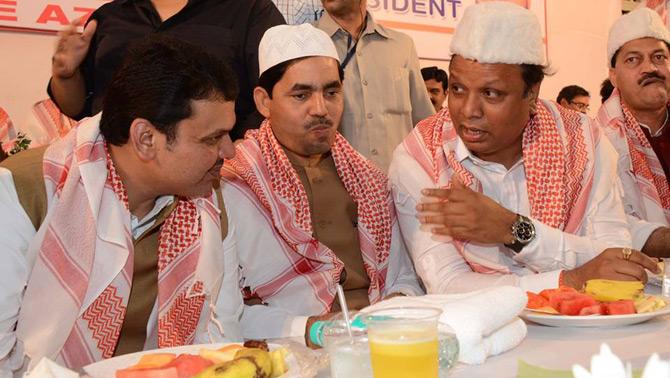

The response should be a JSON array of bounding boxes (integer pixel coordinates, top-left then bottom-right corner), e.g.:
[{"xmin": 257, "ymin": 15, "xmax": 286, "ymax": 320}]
[
  {"xmin": 23, "ymin": 123, "xmax": 214, "ymax": 368},
  {"xmin": 221, "ymin": 120, "xmax": 392, "ymax": 313},
  {"xmin": 596, "ymin": 89, "xmax": 670, "ymax": 222},
  {"xmin": 403, "ymin": 99, "xmax": 597, "ymax": 273},
  {"xmin": 0, "ymin": 106, "xmax": 15, "ymax": 153},
  {"xmin": 32, "ymin": 99, "xmax": 78, "ymax": 142}
]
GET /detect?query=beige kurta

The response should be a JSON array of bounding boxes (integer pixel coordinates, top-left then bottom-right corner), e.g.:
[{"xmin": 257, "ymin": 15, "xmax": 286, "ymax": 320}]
[{"xmin": 285, "ymin": 150, "xmax": 371, "ymax": 311}]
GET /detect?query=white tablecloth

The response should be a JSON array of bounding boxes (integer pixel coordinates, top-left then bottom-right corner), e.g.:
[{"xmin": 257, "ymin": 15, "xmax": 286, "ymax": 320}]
[
  {"xmin": 450, "ymin": 314, "xmax": 670, "ymax": 377},
  {"xmin": 317, "ymin": 285, "xmax": 670, "ymax": 377}
]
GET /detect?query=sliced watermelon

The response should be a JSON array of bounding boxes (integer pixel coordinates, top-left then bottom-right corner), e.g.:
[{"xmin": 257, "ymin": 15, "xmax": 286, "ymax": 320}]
[
  {"xmin": 558, "ymin": 295, "xmax": 597, "ymax": 316},
  {"xmin": 116, "ymin": 366, "xmax": 178, "ymax": 378},
  {"xmin": 549, "ymin": 291, "xmax": 581, "ymax": 311},
  {"xmin": 578, "ymin": 304, "xmax": 606, "ymax": 316},
  {"xmin": 539, "ymin": 286, "xmax": 579, "ymax": 301},
  {"xmin": 164, "ymin": 354, "xmax": 213, "ymax": 378},
  {"xmin": 526, "ymin": 292, "xmax": 550, "ymax": 309},
  {"xmin": 606, "ymin": 300, "xmax": 636, "ymax": 315}
]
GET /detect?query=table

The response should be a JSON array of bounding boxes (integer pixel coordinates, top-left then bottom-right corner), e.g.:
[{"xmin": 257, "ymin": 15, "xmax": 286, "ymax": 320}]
[
  {"xmin": 317, "ymin": 286, "xmax": 670, "ymax": 377},
  {"xmin": 450, "ymin": 314, "xmax": 670, "ymax": 377}
]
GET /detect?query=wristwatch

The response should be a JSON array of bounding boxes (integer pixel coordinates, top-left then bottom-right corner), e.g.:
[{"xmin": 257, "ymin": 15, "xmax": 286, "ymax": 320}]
[{"xmin": 505, "ymin": 214, "xmax": 536, "ymax": 253}]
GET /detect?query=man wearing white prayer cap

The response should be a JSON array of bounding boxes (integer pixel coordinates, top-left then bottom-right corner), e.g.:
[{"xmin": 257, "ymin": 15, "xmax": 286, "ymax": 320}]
[
  {"xmin": 389, "ymin": 1, "xmax": 660, "ymax": 295},
  {"xmin": 596, "ymin": 7, "xmax": 670, "ymax": 258},
  {"xmin": 222, "ymin": 24, "xmax": 423, "ymax": 344}
]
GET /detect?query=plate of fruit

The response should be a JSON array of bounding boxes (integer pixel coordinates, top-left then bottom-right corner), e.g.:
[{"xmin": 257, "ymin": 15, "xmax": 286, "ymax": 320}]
[
  {"xmin": 83, "ymin": 340, "xmax": 294, "ymax": 378},
  {"xmin": 521, "ymin": 279, "xmax": 670, "ymax": 327}
]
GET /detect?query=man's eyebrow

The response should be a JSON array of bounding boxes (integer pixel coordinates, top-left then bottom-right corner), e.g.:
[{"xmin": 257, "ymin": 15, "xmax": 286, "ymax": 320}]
[
  {"xmin": 198, "ymin": 129, "xmax": 227, "ymax": 141},
  {"xmin": 290, "ymin": 83, "xmax": 316, "ymax": 91},
  {"xmin": 323, "ymin": 80, "xmax": 342, "ymax": 90}
]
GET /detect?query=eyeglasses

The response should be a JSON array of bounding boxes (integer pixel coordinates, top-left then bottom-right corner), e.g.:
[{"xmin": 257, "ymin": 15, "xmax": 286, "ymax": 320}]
[{"xmin": 569, "ymin": 101, "xmax": 590, "ymax": 112}]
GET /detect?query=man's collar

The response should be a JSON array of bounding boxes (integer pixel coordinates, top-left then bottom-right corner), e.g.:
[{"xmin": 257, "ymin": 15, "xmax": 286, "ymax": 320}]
[
  {"xmin": 282, "ymin": 146, "xmax": 332, "ymax": 168},
  {"xmin": 638, "ymin": 107, "xmax": 669, "ymax": 138},
  {"xmin": 452, "ymin": 136, "xmax": 524, "ymax": 170},
  {"xmin": 453, "ymin": 136, "xmax": 472, "ymax": 163},
  {"xmin": 318, "ymin": 11, "xmax": 390, "ymax": 40}
]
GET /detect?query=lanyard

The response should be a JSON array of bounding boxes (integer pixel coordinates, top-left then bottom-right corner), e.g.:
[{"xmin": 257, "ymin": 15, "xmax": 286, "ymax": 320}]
[{"xmin": 340, "ymin": 34, "xmax": 358, "ymax": 71}]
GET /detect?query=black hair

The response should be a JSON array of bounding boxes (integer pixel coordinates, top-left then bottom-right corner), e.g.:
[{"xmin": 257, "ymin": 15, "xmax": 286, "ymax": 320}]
[
  {"xmin": 556, "ymin": 85, "xmax": 590, "ymax": 104},
  {"xmin": 421, "ymin": 66, "xmax": 449, "ymax": 90},
  {"xmin": 611, "ymin": 41, "xmax": 670, "ymax": 67},
  {"xmin": 100, "ymin": 34, "xmax": 239, "ymax": 146},
  {"xmin": 258, "ymin": 57, "xmax": 345, "ymax": 98},
  {"xmin": 600, "ymin": 78, "xmax": 615, "ymax": 103},
  {"xmin": 520, "ymin": 64, "xmax": 550, "ymax": 97}
]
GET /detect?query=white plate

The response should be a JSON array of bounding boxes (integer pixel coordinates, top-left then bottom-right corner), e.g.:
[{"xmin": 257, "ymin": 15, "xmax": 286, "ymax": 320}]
[
  {"xmin": 83, "ymin": 342, "xmax": 292, "ymax": 378},
  {"xmin": 521, "ymin": 305, "xmax": 670, "ymax": 327}
]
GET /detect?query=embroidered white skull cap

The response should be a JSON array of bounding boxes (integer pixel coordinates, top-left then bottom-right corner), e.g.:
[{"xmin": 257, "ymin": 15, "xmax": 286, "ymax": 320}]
[
  {"xmin": 607, "ymin": 7, "xmax": 670, "ymax": 68},
  {"xmin": 450, "ymin": 1, "xmax": 545, "ymax": 65},
  {"xmin": 258, "ymin": 24, "xmax": 340, "ymax": 76}
]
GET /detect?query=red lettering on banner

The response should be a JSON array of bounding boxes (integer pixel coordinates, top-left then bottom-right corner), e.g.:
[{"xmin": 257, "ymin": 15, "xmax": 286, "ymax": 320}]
[
  {"xmin": 0, "ymin": 0, "xmax": 17, "ymax": 22},
  {"xmin": 36, "ymin": 4, "xmax": 69, "ymax": 25},
  {"xmin": 74, "ymin": 7, "xmax": 95, "ymax": 25}
]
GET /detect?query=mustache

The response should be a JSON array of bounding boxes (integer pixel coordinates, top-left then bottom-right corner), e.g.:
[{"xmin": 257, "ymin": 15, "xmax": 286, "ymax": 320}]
[
  {"xmin": 305, "ymin": 117, "xmax": 334, "ymax": 129},
  {"xmin": 639, "ymin": 72, "xmax": 666, "ymax": 86}
]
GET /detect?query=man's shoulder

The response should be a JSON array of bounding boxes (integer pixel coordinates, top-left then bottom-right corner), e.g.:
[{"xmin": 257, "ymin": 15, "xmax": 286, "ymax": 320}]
[
  {"xmin": 0, "ymin": 146, "xmax": 49, "ymax": 230},
  {"xmin": 368, "ymin": 21, "xmax": 414, "ymax": 46}
]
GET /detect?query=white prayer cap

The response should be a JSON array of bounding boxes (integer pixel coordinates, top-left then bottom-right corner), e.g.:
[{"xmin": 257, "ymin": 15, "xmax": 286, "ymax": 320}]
[
  {"xmin": 258, "ymin": 24, "xmax": 340, "ymax": 77},
  {"xmin": 607, "ymin": 7, "xmax": 670, "ymax": 68},
  {"xmin": 450, "ymin": 1, "xmax": 544, "ymax": 65}
]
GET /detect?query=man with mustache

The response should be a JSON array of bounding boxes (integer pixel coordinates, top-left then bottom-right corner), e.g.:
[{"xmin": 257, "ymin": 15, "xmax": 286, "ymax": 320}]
[
  {"xmin": 596, "ymin": 8, "xmax": 670, "ymax": 258},
  {"xmin": 221, "ymin": 24, "xmax": 423, "ymax": 343},
  {"xmin": 388, "ymin": 2, "xmax": 659, "ymax": 295},
  {"xmin": 0, "ymin": 36, "xmax": 244, "ymax": 373}
]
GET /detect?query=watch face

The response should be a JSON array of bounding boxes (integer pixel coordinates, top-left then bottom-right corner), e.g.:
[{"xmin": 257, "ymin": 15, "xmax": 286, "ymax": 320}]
[{"xmin": 515, "ymin": 221, "xmax": 535, "ymax": 243}]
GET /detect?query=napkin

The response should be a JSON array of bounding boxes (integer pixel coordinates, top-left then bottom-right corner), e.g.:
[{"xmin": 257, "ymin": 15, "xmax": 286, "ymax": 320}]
[
  {"xmin": 23, "ymin": 358, "xmax": 79, "ymax": 378},
  {"xmin": 361, "ymin": 286, "xmax": 528, "ymax": 364}
]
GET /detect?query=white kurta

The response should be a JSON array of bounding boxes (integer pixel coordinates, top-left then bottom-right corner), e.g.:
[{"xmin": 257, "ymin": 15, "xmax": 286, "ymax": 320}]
[
  {"xmin": 223, "ymin": 182, "xmax": 424, "ymax": 341},
  {"xmin": 389, "ymin": 128, "xmax": 632, "ymax": 295},
  {"xmin": 0, "ymin": 137, "xmax": 243, "ymax": 374}
]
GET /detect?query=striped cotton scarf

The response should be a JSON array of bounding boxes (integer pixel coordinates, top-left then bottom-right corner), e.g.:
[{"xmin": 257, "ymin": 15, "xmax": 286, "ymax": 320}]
[
  {"xmin": 22, "ymin": 122, "xmax": 215, "ymax": 368},
  {"xmin": 597, "ymin": 89, "xmax": 670, "ymax": 223},
  {"xmin": 402, "ymin": 99, "xmax": 597, "ymax": 273},
  {"xmin": 221, "ymin": 120, "xmax": 392, "ymax": 313}
]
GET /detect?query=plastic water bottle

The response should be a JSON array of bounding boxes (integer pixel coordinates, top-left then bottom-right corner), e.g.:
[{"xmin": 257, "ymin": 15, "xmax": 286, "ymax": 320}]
[{"xmin": 438, "ymin": 327, "xmax": 460, "ymax": 376}]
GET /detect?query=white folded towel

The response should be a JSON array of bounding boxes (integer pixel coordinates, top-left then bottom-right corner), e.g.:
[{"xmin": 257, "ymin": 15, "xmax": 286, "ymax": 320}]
[
  {"xmin": 361, "ymin": 286, "xmax": 528, "ymax": 364},
  {"xmin": 23, "ymin": 358, "xmax": 79, "ymax": 378}
]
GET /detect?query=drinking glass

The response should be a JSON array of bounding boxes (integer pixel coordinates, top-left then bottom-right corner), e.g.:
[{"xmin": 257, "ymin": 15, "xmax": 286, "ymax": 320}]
[
  {"xmin": 365, "ymin": 307, "xmax": 442, "ymax": 378},
  {"xmin": 322, "ymin": 320, "xmax": 372, "ymax": 378}
]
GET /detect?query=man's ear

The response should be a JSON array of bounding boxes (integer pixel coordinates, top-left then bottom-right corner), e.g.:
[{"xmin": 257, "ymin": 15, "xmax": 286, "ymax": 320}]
[
  {"xmin": 609, "ymin": 68, "xmax": 618, "ymax": 88},
  {"xmin": 253, "ymin": 87, "xmax": 272, "ymax": 119},
  {"xmin": 128, "ymin": 118, "xmax": 158, "ymax": 161},
  {"xmin": 527, "ymin": 82, "xmax": 541, "ymax": 114},
  {"xmin": 559, "ymin": 98, "xmax": 570, "ymax": 108}
]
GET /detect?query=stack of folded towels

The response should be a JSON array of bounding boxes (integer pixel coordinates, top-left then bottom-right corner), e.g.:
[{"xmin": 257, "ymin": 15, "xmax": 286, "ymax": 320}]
[{"xmin": 360, "ymin": 285, "xmax": 528, "ymax": 364}]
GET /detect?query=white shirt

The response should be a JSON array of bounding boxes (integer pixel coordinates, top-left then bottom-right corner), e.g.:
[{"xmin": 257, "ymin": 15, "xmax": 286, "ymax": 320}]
[{"xmin": 389, "ymin": 134, "xmax": 632, "ymax": 295}]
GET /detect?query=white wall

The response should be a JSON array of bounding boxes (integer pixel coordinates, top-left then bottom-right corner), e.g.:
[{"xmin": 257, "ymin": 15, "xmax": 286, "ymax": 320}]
[
  {"xmin": 541, "ymin": 0, "xmax": 621, "ymax": 116},
  {"xmin": 0, "ymin": 30, "xmax": 56, "ymax": 127},
  {"xmin": 418, "ymin": 0, "xmax": 622, "ymax": 118}
]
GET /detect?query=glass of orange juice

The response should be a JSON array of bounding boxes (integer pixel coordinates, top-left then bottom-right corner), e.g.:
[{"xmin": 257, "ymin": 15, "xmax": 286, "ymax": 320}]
[{"xmin": 365, "ymin": 307, "xmax": 442, "ymax": 378}]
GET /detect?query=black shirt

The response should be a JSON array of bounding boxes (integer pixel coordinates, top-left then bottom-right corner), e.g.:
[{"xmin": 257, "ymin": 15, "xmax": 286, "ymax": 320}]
[{"xmin": 48, "ymin": 0, "xmax": 285, "ymax": 140}]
